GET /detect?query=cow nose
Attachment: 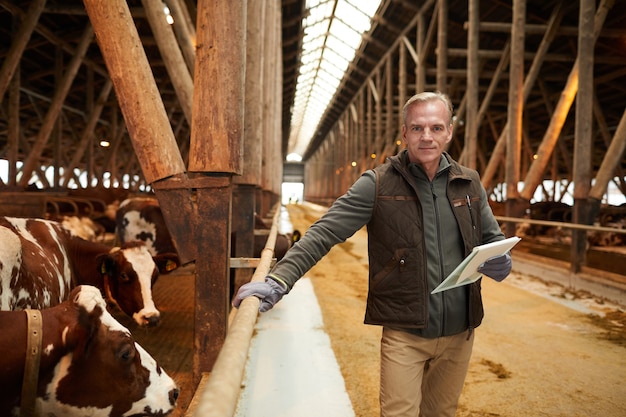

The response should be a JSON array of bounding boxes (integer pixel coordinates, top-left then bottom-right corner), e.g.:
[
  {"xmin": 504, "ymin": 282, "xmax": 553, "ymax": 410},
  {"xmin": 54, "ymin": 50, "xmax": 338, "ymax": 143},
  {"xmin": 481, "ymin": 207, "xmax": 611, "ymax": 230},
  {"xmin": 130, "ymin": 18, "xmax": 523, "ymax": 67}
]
[
  {"xmin": 144, "ymin": 314, "xmax": 161, "ymax": 327},
  {"xmin": 170, "ymin": 387, "xmax": 180, "ymax": 405}
]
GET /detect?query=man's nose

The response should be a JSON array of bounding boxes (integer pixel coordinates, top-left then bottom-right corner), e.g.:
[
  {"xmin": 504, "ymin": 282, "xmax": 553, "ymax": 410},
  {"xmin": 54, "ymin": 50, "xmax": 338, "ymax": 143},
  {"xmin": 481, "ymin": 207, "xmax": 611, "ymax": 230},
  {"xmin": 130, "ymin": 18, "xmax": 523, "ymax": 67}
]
[{"xmin": 421, "ymin": 128, "xmax": 434, "ymax": 138}]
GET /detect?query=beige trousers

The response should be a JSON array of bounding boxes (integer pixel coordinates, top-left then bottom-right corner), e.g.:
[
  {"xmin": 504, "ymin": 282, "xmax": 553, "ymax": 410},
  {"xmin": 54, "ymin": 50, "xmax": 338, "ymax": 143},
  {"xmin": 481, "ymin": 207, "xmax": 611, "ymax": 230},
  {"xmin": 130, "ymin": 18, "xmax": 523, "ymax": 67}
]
[{"xmin": 379, "ymin": 327, "xmax": 474, "ymax": 417}]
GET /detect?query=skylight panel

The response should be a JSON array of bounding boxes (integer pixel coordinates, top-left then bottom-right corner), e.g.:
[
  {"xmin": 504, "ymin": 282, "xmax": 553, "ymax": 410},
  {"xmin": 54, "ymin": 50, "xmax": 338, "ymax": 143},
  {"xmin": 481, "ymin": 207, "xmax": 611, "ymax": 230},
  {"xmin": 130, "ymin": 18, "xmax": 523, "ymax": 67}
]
[
  {"xmin": 320, "ymin": 47, "xmax": 349, "ymax": 73},
  {"xmin": 287, "ymin": 0, "xmax": 382, "ymax": 159},
  {"xmin": 329, "ymin": 20, "xmax": 362, "ymax": 50}
]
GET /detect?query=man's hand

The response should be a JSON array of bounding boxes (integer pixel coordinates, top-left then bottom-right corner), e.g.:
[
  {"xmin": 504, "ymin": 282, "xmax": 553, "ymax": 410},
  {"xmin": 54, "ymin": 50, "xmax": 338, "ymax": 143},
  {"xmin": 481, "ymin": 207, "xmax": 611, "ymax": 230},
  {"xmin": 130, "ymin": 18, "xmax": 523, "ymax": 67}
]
[
  {"xmin": 477, "ymin": 253, "xmax": 512, "ymax": 282},
  {"xmin": 232, "ymin": 276, "xmax": 289, "ymax": 312}
]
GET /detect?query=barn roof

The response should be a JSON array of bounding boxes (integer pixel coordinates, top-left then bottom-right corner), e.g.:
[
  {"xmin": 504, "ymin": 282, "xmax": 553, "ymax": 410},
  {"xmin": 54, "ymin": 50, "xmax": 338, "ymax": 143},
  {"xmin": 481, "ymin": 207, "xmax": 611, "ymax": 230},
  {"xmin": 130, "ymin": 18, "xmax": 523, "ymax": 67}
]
[
  {"xmin": 281, "ymin": 0, "xmax": 626, "ymax": 180},
  {"xmin": 1, "ymin": 0, "xmax": 625, "ymax": 190}
]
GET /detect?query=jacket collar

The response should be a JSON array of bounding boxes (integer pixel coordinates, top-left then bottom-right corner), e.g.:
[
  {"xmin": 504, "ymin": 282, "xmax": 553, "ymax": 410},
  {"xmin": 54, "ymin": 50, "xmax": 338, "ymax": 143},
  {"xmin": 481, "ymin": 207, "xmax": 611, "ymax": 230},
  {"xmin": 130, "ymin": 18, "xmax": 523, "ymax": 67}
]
[{"xmin": 388, "ymin": 150, "xmax": 472, "ymax": 182}]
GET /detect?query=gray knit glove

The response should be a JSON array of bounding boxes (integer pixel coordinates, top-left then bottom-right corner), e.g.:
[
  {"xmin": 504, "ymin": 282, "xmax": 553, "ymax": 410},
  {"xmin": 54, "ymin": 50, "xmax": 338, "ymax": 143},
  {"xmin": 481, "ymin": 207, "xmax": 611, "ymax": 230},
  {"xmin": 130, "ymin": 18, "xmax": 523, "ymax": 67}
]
[
  {"xmin": 477, "ymin": 253, "xmax": 512, "ymax": 282},
  {"xmin": 232, "ymin": 276, "xmax": 289, "ymax": 312}
]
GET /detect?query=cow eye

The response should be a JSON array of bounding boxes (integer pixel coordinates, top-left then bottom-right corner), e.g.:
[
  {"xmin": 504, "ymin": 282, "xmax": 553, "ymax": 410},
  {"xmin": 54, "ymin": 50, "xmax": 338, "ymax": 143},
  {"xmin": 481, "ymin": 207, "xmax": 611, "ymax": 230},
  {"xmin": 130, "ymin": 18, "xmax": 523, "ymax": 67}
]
[
  {"xmin": 118, "ymin": 344, "xmax": 135, "ymax": 362},
  {"xmin": 120, "ymin": 272, "xmax": 130, "ymax": 283}
]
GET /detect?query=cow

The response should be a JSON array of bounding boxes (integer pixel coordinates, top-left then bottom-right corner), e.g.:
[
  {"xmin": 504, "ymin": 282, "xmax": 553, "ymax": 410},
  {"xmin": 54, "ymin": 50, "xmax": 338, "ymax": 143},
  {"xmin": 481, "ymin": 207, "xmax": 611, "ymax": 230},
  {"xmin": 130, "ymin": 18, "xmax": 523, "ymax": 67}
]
[
  {"xmin": 0, "ymin": 285, "xmax": 179, "ymax": 416},
  {"xmin": 58, "ymin": 215, "xmax": 106, "ymax": 242},
  {"xmin": 253, "ymin": 213, "xmax": 302, "ymax": 260},
  {"xmin": 116, "ymin": 196, "xmax": 301, "ymax": 263},
  {"xmin": 0, "ymin": 216, "xmax": 179, "ymax": 327},
  {"xmin": 116, "ymin": 197, "xmax": 179, "ymax": 260}
]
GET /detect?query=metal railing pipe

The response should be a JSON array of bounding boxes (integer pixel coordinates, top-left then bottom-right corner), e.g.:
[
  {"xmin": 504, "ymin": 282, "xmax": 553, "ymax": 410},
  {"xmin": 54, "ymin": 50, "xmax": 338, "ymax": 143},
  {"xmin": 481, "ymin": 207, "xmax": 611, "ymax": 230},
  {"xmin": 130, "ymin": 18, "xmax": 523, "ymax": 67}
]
[{"xmin": 496, "ymin": 216, "xmax": 626, "ymax": 235}]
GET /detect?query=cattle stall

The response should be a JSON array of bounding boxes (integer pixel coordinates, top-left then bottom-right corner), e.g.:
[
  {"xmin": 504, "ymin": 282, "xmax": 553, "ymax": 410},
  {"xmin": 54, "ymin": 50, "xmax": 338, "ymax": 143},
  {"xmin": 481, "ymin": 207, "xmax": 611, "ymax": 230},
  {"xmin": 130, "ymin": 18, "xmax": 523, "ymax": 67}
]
[
  {"xmin": 109, "ymin": 208, "xmax": 281, "ymax": 417},
  {"xmin": 1, "ymin": 0, "xmax": 626, "ymax": 415}
]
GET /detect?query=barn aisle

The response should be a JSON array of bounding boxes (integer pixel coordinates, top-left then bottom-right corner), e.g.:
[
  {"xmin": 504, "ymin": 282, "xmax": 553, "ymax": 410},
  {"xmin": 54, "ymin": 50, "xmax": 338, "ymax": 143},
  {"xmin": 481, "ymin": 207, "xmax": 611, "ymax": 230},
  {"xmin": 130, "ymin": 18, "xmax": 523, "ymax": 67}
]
[
  {"xmin": 283, "ymin": 202, "xmax": 626, "ymax": 417},
  {"xmin": 234, "ymin": 277, "xmax": 355, "ymax": 417}
]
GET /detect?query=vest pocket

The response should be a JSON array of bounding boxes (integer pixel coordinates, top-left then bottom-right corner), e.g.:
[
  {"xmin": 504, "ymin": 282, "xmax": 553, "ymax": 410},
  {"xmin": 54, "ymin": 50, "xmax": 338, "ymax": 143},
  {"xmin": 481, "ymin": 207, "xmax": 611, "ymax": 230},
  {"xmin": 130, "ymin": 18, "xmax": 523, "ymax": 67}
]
[{"xmin": 371, "ymin": 247, "xmax": 411, "ymax": 290}]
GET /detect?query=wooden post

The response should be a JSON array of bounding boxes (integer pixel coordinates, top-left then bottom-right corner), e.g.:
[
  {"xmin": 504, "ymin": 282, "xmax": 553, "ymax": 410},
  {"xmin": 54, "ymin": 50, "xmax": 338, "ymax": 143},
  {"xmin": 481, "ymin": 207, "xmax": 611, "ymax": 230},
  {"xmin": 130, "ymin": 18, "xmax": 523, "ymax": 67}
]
[
  {"xmin": 189, "ymin": 0, "xmax": 246, "ymax": 382},
  {"xmin": 232, "ymin": 0, "xmax": 268, "ymax": 292},
  {"xmin": 260, "ymin": 0, "xmax": 279, "ymax": 215},
  {"xmin": 7, "ymin": 56, "xmax": 19, "ymax": 188},
  {"xmin": 436, "ymin": 0, "xmax": 448, "ymax": 93},
  {"xmin": 571, "ymin": 0, "xmax": 596, "ymax": 273},
  {"xmin": 83, "ymin": 0, "xmax": 197, "ymax": 270},
  {"xmin": 465, "ymin": 0, "xmax": 479, "ymax": 170},
  {"xmin": 505, "ymin": 0, "xmax": 525, "ymax": 236}
]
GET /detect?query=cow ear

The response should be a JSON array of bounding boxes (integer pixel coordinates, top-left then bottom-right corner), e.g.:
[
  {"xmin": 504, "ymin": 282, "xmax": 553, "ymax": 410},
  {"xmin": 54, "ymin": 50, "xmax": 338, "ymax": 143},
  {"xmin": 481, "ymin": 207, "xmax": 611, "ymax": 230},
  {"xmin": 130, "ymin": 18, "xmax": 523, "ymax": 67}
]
[
  {"xmin": 76, "ymin": 314, "xmax": 99, "ymax": 361},
  {"xmin": 68, "ymin": 304, "xmax": 100, "ymax": 361},
  {"xmin": 97, "ymin": 254, "xmax": 114, "ymax": 276},
  {"xmin": 153, "ymin": 253, "xmax": 180, "ymax": 274}
]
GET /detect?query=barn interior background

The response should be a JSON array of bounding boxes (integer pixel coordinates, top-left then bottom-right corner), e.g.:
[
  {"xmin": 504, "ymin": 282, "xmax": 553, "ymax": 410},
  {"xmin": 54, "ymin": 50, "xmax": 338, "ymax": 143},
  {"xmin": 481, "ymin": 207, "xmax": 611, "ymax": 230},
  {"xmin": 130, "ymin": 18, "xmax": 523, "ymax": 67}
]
[{"xmin": 0, "ymin": 0, "xmax": 625, "ymax": 414}]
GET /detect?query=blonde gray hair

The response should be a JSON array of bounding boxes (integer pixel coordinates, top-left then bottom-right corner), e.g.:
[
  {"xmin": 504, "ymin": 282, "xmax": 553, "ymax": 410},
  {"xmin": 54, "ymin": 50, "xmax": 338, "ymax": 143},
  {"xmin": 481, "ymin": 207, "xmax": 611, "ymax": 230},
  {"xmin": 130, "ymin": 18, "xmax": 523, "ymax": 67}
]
[{"xmin": 402, "ymin": 91, "xmax": 454, "ymax": 126}]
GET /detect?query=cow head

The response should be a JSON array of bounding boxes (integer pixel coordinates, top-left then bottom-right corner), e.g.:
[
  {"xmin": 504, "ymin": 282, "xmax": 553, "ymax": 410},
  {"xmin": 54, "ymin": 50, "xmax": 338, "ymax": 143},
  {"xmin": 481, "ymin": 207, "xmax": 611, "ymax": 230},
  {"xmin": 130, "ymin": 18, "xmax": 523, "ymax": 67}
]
[
  {"xmin": 97, "ymin": 242, "xmax": 179, "ymax": 327},
  {"xmin": 24, "ymin": 285, "xmax": 178, "ymax": 416}
]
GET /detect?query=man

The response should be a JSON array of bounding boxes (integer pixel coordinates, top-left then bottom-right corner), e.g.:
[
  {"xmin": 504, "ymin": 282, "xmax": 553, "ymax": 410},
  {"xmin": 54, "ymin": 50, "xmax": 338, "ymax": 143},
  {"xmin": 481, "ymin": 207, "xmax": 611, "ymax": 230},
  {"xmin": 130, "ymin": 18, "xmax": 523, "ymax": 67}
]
[{"xmin": 233, "ymin": 91, "xmax": 511, "ymax": 417}]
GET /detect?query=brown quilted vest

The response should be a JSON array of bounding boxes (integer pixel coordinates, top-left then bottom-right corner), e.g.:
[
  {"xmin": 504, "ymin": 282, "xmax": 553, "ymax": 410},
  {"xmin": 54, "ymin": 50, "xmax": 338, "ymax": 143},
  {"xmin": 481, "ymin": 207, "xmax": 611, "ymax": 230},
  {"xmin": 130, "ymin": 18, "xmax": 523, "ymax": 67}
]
[{"xmin": 364, "ymin": 152, "xmax": 485, "ymax": 330}]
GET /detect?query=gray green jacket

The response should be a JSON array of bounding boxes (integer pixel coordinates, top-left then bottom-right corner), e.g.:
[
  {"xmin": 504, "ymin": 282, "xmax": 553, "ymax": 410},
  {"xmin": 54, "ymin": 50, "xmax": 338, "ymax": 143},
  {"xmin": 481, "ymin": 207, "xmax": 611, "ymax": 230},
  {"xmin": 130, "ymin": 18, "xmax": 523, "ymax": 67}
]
[{"xmin": 270, "ymin": 150, "xmax": 504, "ymax": 337}]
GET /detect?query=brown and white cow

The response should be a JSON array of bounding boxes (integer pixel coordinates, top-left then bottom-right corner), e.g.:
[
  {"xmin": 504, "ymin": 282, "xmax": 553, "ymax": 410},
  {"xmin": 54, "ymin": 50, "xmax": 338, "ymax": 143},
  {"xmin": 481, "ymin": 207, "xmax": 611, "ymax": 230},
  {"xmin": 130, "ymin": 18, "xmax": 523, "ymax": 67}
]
[
  {"xmin": 116, "ymin": 197, "xmax": 180, "ymax": 261},
  {"xmin": 0, "ymin": 285, "xmax": 178, "ymax": 416},
  {"xmin": 0, "ymin": 216, "xmax": 179, "ymax": 326},
  {"xmin": 116, "ymin": 196, "xmax": 301, "ymax": 263}
]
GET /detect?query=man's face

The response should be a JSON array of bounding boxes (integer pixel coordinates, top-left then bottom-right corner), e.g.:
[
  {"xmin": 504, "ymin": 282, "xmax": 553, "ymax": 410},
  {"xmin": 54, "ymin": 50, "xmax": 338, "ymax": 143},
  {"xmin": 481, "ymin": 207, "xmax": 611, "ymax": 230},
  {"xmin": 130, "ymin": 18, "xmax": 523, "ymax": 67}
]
[{"xmin": 401, "ymin": 100, "xmax": 453, "ymax": 167}]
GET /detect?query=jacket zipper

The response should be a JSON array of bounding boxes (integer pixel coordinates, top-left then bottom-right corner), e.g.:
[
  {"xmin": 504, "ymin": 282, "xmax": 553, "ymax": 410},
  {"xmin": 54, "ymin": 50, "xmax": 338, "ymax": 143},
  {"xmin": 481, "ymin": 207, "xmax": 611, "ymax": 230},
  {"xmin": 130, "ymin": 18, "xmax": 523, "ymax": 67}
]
[
  {"xmin": 466, "ymin": 195, "xmax": 475, "ymax": 339},
  {"xmin": 431, "ymin": 180, "xmax": 447, "ymax": 337}
]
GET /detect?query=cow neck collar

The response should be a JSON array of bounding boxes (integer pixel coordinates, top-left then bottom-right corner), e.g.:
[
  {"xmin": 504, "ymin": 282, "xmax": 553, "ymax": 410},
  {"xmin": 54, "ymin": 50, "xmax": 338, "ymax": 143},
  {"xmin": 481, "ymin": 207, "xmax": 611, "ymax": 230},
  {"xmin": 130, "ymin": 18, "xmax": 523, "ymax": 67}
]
[{"xmin": 21, "ymin": 309, "xmax": 43, "ymax": 417}]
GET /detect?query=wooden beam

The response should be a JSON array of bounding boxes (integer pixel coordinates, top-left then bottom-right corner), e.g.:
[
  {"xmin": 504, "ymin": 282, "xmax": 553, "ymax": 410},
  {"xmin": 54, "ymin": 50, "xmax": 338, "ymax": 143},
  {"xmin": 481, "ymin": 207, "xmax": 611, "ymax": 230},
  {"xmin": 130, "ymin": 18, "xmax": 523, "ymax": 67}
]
[
  {"xmin": 590, "ymin": 109, "xmax": 626, "ymax": 201},
  {"xmin": 188, "ymin": 0, "xmax": 245, "ymax": 174},
  {"xmin": 18, "ymin": 24, "xmax": 93, "ymax": 187},
  {"xmin": 0, "ymin": 0, "xmax": 46, "ymax": 103},
  {"xmin": 82, "ymin": 0, "xmax": 186, "ymax": 184},
  {"xmin": 165, "ymin": 0, "xmax": 196, "ymax": 72},
  {"xmin": 571, "ymin": 0, "xmax": 596, "ymax": 273},
  {"xmin": 142, "ymin": 0, "xmax": 193, "ymax": 124},
  {"xmin": 482, "ymin": 1, "xmax": 564, "ymax": 189},
  {"xmin": 520, "ymin": 0, "xmax": 613, "ymax": 201},
  {"xmin": 187, "ymin": 0, "xmax": 245, "ymax": 382},
  {"xmin": 61, "ymin": 80, "xmax": 113, "ymax": 185}
]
